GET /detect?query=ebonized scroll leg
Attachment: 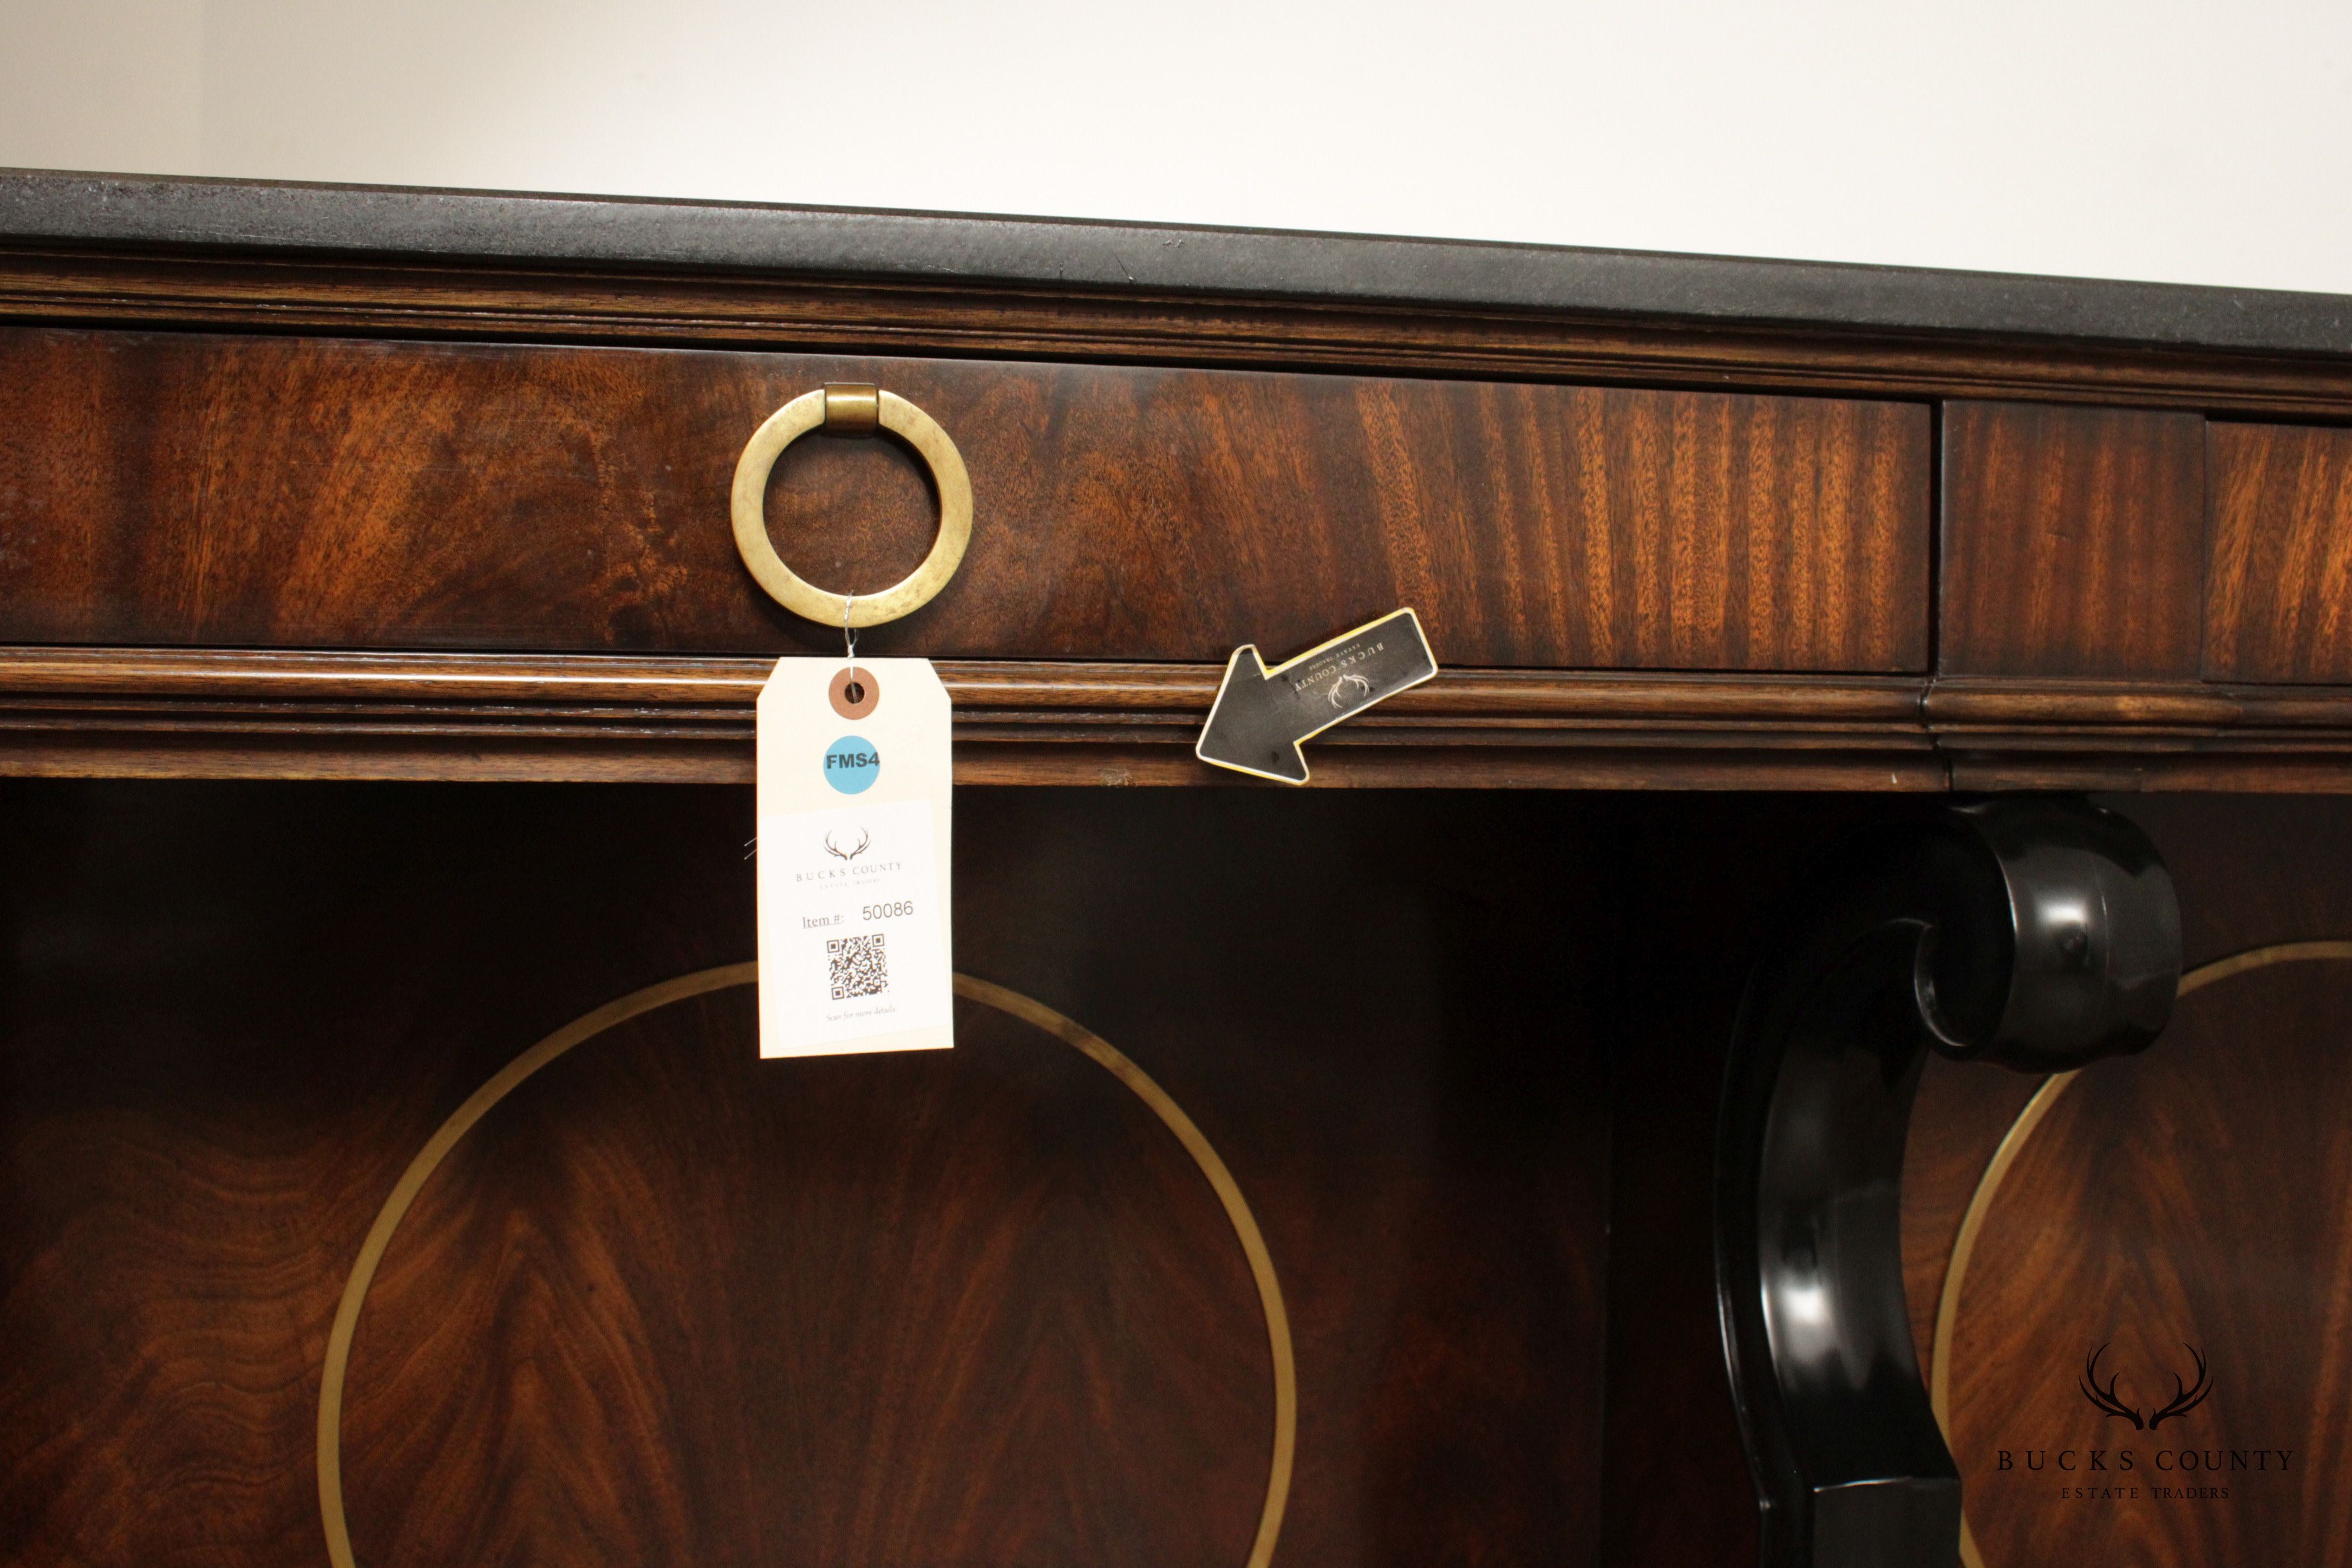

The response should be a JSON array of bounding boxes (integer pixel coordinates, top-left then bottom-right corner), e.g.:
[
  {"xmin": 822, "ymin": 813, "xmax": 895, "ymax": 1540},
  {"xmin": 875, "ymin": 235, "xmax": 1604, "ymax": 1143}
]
[{"xmin": 1715, "ymin": 798, "xmax": 2181, "ymax": 1567}]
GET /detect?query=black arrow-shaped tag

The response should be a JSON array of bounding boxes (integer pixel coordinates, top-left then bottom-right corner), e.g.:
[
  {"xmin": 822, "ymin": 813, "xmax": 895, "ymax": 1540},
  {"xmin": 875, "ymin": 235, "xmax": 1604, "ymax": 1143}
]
[{"xmin": 1194, "ymin": 609, "xmax": 1438, "ymax": 783}]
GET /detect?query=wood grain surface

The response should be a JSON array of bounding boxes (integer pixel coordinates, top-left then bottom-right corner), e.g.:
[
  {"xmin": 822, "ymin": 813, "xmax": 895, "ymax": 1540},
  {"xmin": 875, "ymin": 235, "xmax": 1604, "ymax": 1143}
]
[
  {"xmin": 8, "ymin": 244, "xmax": 2352, "ymax": 422},
  {"xmin": 1905, "ymin": 795, "xmax": 2352, "ymax": 1566},
  {"xmin": 1939, "ymin": 402, "xmax": 2208, "ymax": 678},
  {"xmin": 0, "ymin": 780, "xmax": 1634, "ymax": 1566},
  {"xmin": 2204, "ymin": 422, "xmax": 2352, "ymax": 682},
  {"xmin": 346, "ymin": 992, "xmax": 1275, "ymax": 1568},
  {"xmin": 1934, "ymin": 962, "xmax": 2352, "ymax": 1566},
  {"xmin": 0, "ymin": 326, "xmax": 1930, "ymax": 673}
]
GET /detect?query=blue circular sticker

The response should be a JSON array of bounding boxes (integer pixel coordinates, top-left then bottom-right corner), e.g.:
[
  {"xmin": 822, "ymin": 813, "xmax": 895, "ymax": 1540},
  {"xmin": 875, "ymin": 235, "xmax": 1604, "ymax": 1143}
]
[{"xmin": 823, "ymin": 734, "xmax": 881, "ymax": 794}]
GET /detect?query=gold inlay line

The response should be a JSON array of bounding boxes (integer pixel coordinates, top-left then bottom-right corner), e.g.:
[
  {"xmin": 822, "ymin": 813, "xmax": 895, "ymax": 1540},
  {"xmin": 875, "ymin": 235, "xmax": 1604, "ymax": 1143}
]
[
  {"xmin": 1930, "ymin": 939, "xmax": 2352, "ymax": 1568},
  {"xmin": 318, "ymin": 966, "xmax": 1295, "ymax": 1568}
]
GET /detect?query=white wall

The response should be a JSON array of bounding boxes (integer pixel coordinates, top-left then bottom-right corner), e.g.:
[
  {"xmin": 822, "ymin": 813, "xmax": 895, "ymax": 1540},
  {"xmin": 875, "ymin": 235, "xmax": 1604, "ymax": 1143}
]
[{"xmin": 4, "ymin": 0, "xmax": 2349, "ymax": 293}]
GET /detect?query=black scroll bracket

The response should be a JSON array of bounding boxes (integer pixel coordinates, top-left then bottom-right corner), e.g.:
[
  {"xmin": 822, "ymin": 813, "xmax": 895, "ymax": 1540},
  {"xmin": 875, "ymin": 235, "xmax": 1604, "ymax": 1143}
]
[{"xmin": 1716, "ymin": 797, "xmax": 2181, "ymax": 1567}]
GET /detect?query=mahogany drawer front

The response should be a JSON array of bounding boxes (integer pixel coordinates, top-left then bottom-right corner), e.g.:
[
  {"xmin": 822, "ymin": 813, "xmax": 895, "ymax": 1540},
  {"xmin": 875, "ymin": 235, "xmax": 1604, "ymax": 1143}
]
[
  {"xmin": 2206, "ymin": 422, "xmax": 2352, "ymax": 682},
  {"xmin": 0, "ymin": 327, "xmax": 1929, "ymax": 672},
  {"xmin": 1938, "ymin": 401, "xmax": 2208, "ymax": 679},
  {"xmin": 1940, "ymin": 403, "xmax": 2352, "ymax": 688}
]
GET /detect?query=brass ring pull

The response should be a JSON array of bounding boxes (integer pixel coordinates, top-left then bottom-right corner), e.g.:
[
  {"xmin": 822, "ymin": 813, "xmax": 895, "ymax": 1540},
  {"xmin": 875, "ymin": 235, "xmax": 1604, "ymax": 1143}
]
[{"xmin": 730, "ymin": 384, "xmax": 973, "ymax": 628}]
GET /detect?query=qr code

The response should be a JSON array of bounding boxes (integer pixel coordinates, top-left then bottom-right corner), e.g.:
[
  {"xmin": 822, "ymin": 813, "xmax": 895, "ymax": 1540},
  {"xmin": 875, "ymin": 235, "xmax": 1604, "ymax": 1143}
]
[{"xmin": 827, "ymin": 933, "xmax": 889, "ymax": 1000}]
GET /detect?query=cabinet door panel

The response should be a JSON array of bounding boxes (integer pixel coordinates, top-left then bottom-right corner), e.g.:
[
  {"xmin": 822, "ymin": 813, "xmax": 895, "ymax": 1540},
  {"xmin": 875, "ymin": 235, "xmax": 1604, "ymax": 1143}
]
[
  {"xmin": 0, "ymin": 781, "xmax": 1620, "ymax": 1567},
  {"xmin": 1906, "ymin": 796, "xmax": 2352, "ymax": 1567}
]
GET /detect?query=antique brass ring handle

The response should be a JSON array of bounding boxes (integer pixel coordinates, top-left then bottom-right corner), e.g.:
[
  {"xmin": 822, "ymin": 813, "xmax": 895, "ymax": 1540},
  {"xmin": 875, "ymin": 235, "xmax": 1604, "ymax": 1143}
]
[{"xmin": 730, "ymin": 383, "xmax": 974, "ymax": 628}]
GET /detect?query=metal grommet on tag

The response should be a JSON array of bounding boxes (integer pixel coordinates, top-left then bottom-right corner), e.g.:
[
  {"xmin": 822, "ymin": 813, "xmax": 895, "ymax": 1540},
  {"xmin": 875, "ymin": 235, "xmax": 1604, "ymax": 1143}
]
[
  {"xmin": 830, "ymin": 665, "xmax": 880, "ymax": 719},
  {"xmin": 829, "ymin": 594, "xmax": 880, "ymax": 718}
]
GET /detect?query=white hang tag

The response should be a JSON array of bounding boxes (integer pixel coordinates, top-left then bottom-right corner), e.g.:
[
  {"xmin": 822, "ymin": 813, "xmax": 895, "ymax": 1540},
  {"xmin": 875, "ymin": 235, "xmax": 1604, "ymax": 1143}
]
[{"xmin": 755, "ymin": 657, "xmax": 953, "ymax": 1057}]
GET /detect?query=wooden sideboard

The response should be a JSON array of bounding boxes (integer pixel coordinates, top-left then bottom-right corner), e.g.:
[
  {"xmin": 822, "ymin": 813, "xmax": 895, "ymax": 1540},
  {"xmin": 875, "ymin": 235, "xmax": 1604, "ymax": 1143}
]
[{"xmin": 3, "ymin": 172, "xmax": 2351, "ymax": 1568}]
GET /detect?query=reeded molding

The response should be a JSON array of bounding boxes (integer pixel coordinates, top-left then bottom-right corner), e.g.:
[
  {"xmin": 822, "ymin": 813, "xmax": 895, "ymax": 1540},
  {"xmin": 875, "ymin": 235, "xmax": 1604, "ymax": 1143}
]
[
  {"xmin": 12, "ymin": 650, "xmax": 2352, "ymax": 789},
  {"xmin": 0, "ymin": 647, "xmax": 1929, "ymax": 787}
]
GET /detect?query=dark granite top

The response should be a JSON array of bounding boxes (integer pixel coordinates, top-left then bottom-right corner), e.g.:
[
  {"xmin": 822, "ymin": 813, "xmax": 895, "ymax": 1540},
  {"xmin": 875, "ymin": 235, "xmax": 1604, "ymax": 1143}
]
[{"xmin": 5, "ymin": 168, "xmax": 2349, "ymax": 357}]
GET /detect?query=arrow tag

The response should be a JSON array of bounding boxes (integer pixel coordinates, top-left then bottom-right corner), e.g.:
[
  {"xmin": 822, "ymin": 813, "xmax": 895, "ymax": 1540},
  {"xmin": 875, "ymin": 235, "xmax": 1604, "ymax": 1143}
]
[
  {"xmin": 1194, "ymin": 609, "xmax": 1438, "ymax": 783},
  {"xmin": 755, "ymin": 657, "xmax": 955, "ymax": 1056}
]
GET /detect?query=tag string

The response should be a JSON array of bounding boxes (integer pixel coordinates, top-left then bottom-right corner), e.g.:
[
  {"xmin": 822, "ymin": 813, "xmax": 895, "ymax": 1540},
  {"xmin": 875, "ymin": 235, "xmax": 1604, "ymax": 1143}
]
[{"xmin": 842, "ymin": 593, "xmax": 858, "ymax": 666}]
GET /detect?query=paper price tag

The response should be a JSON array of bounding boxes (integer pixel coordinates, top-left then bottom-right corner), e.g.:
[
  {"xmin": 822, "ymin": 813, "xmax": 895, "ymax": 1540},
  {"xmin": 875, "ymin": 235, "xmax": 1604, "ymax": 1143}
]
[{"xmin": 755, "ymin": 658, "xmax": 953, "ymax": 1057}]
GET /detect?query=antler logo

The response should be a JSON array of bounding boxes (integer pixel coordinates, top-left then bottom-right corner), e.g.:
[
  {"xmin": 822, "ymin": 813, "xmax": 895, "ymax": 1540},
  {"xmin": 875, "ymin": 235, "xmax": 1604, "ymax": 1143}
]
[
  {"xmin": 1327, "ymin": 672, "xmax": 1373, "ymax": 709},
  {"xmin": 824, "ymin": 827, "xmax": 871, "ymax": 861},
  {"xmin": 2080, "ymin": 1342, "xmax": 2213, "ymax": 1430}
]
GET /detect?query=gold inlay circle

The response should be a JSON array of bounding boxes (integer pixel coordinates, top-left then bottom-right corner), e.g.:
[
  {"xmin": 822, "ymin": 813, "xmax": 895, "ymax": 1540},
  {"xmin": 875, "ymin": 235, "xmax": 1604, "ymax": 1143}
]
[
  {"xmin": 317, "ymin": 966, "xmax": 1295, "ymax": 1568},
  {"xmin": 730, "ymin": 385, "xmax": 974, "ymax": 628},
  {"xmin": 1930, "ymin": 940, "xmax": 2352, "ymax": 1568}
]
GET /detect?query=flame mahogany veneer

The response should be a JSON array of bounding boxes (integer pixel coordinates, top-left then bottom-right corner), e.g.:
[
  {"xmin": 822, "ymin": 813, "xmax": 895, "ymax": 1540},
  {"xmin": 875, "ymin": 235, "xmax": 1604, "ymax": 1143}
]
[
  {"xmin": 1, "ymin": 172, "xmax": 2351, "ymax": 789},
  {"xmin": 7, "ymin": 175, "xmax": 2352, "ymax": 1568}
]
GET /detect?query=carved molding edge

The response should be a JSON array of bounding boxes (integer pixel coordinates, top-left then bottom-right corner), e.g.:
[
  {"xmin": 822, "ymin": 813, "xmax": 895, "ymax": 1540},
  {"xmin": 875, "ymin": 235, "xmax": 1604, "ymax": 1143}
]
[{"xmin": 11, "ymin": 648, "xmax": 2352, "ymax": 788}]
